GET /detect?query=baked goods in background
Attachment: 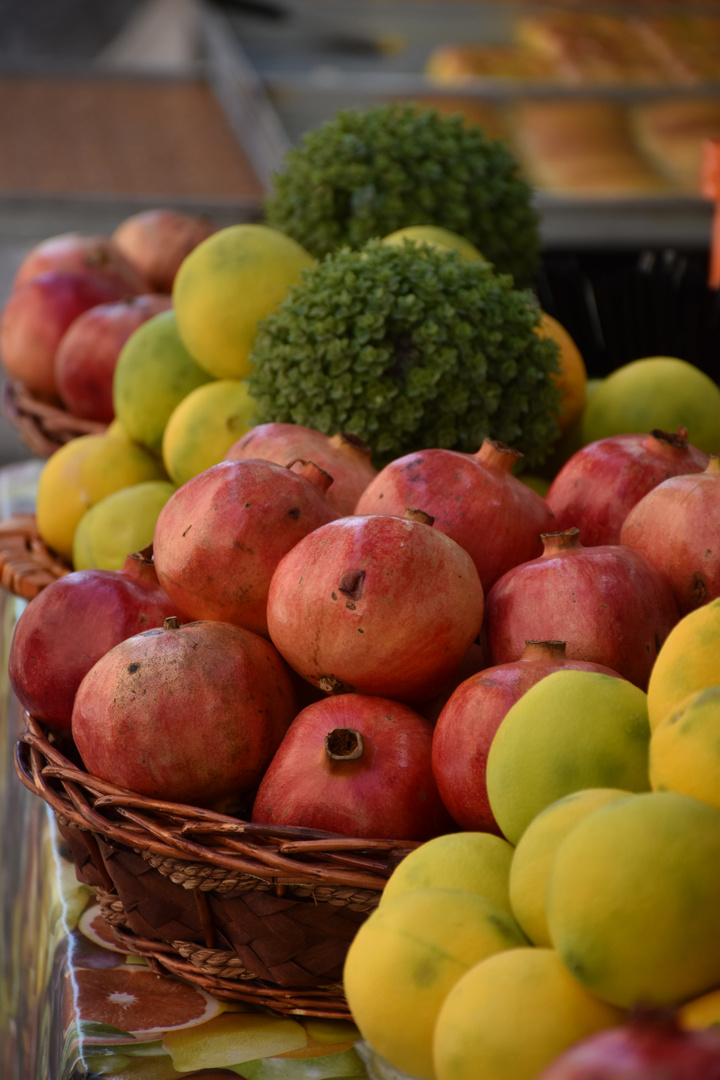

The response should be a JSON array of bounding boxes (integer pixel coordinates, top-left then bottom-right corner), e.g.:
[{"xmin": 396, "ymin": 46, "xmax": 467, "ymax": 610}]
[
  {"xmin": 630, "ymin": 99, "xmax": 720, "ymax": 193},
  {"xmin": 425, "ymin": 44, "xmax": 558, "ymax": 83}
]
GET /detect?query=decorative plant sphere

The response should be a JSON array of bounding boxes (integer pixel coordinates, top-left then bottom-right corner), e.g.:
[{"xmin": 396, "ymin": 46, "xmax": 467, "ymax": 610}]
[
  {"xmin": 263, "ymin": 103, "xmax": 541, "ymax": 285},
  {"xmin": 247, "ymin": 240, "xmax": 561, "ymax": 469}
]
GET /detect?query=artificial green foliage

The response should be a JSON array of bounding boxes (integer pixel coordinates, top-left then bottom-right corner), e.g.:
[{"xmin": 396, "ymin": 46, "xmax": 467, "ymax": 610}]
[
  {"xmin": 263, "ymin": 103, "xmax": 540, "ymax": 286},
  {"xmin": 247, "ymin": 240, "xmax": 561, "ymax": 469}
]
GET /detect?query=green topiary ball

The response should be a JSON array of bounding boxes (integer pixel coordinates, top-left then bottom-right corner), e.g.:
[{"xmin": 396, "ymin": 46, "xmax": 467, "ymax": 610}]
[
  {"xmin": 247, "ymin": 240, "xmax": 561, "ymax": 469},
  {"xmin": 263, "ymin": 103, "xmax": 540, "ymax": 286}
]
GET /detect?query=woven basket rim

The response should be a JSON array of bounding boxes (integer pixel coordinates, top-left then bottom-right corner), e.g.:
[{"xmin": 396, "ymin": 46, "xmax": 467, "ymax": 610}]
[
  {"xmin": 0, "ymin": 512, "xmax": 71, "ymax": 599},
  {"xmin": 2, "ymin": 376, "xmax": 108, "ymax": 458}
]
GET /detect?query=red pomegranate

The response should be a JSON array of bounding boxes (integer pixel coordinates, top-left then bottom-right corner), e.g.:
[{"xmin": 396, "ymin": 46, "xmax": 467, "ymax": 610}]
[
  {"xmin": 266, "ymin": 509, "xmax": 484, "ymax": 704},
  {"xmin": 8, "ymin": 550, "xmax": 181, "ymax": 733},
  {"xmin": 620, "ymin": 455, "xmax": 720, "ymax": 613},
  {"xmin": 152, "ymin": 458, "xmax": 339, "ymax": 637},
  {"xmin": 354, "ymin": 439, "xmax": 555, "ymax": 592},
  {"xmin": 252, "ymin": 694, "xmax": 454, "ymax": 841},
  {"xmin": 226, "ymin": 423, "xmax": 378, "ymax": 516},
  {"xmin": 546, "ymin": 428, "xmax": 708, "ymax": 546},
  {"xmin": 432, "ymin": 640, "xmax": 624, "ymax": 834},
  {"xmin": 13, "ymin": 232, "xmax": 147, "ymax": 294},
  {"xmin": 72, "ymin": 617, "xmax": 297, "ymax": 807},
  {"xmin": 111, "ymin": 208, "xmax": 218, "ymax": 293},
  {"xmin": 484, "ymin": 528, "xmax": 680, "ymax": 689}
]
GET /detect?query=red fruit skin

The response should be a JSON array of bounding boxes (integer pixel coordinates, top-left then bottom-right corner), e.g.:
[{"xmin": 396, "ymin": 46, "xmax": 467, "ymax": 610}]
[
  {"xmin": 111, "ymin": 209, "xmax": 218, "ymax": 293},
  {"xmin": 8, "ymin": 555, "xmax": 182, "ymax": 733},
  {"xmin": 354, "ymin": 441, "xmax": 555, "ymax": 593},
  {"xmin": 72, "ymin": 619, "xmax": 297, "ymax": 807},
  {"xmin": 266, "ymin": 513, "xmax": 485, "ymax": 704},
  {"xmin": 431, "ymin": 641, "xmax": 624, "ymax": 834},
  {"xmin": 484, "ymin": 530, "xmax": 680, "ymax": 690},
  {"xmin": 620, "ymin": 457, "xmax": 720, "ymax": 614},
  {"xmin": 54, "ymin": 293, "xmax": 172, "ymax": 421},
  {"xmin": 13, "ymin": 232, "xmax": 147, "ymax": 294},
  {"xmin": 0, "ymin": 270, "xmax": 138, "ymax": 398},
  {"xmin": 226, "ymin": 423, "xmax": 378, "ymax": 517},
  {"xmin": 153, "ymin": 459, "xmax": 340, "ymax": 637},
  {"xmin": 252, "ymin": 694, "xmax": 454, "ymax": 841},
  {"xmin": 546, "ymin": 430, "xmax": 708, "ymax": 547}
]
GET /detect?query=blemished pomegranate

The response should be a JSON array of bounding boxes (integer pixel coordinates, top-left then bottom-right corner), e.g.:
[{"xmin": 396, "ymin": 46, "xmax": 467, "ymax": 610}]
[
  {"xmin": 546, "ymin": 428, "xmax": 708, "ymax": 546},
  {"xmin": 111, "ymin": 209, "xmax": 218, "ymax": 294},
  {"xmin": 252, "ymin": 694, "xmax": 454, "ymax": 841},
  {"xmin": 354, "ymin": 439, "xmax": 555, "ymax": 591},
  {"xmin": 266, "ymin": 509, "xmax": 485, "ymax": 704},
  {"xmin": 484, "ymin": 528, "xmax": 680, "ymax": 690},
  {"xmin": 620, "ymin": 455, "xmax": 720, "ymax": 614},
  {"xmin": 13, "ymin": 231, "xmax": 147, "ymax": 294},
  {"xmin": 432, "ymin": 641, "xmax": 624, "ymax": 833},
  {"xmin": 72, "ymin": 617, "xmax": 297, "ymax": 808}
]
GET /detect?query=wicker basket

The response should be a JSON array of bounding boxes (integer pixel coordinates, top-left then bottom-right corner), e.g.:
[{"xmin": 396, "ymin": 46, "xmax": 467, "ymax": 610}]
[
  {"xmin": 2, "ymin": 378, "xmax": 108, "ymax": 458},
  {"xmin": 15, "ymin": 714, "xmax": 417, "ymax": 1018},
  {"xmin": 0, "ymin": 513, "xmax": 70, "ymax": 599}
]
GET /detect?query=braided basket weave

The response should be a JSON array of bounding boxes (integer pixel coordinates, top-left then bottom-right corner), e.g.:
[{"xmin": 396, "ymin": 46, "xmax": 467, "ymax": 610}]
[
  {"xmin": 2, "ymin": 378, "xmax": 108, "ymax": 458},
  {"xmin": 15, "ymin": 714, "xmax": 417, "ymax": 1018},
  {"xmin": 0, "ymin": 513, "xmax": 70, "ymax": 599}
]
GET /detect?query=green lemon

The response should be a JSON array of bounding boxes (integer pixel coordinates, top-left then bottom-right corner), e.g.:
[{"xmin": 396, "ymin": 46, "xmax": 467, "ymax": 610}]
[
  {"xmin": 162, "ymin": 379, "xmax": 256, "ymax": 486},
  {"xmin": 72, "ymin": 480, "xmax": 177, "ymax": 571},
  {"xmin": 381, "ymin": 225, "xmax": 485, "ymax": 261}
]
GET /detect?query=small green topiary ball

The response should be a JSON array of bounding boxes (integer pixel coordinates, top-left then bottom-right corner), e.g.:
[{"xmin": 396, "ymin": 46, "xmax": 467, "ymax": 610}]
[
  {"xmin": 263, "ymin": 103, "xmax": 540, "ymax": 286},
  {"xmin": 247, "ymin": 240, "xmax": 561, "ymax": 469}
]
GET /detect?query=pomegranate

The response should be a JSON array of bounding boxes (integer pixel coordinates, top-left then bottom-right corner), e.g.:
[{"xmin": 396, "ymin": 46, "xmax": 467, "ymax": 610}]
[
  {"xmin": 226, "ymin": 423, "xmax": 378, "ymax": 516},
  {"xmin": 152, "ymin": 458, "xmax": 340, "ymax": 637},
  {"xmin": 484, "ymin": 528, "xmax": 680, "ymax": 689},
  {"xmin": 266, "ymin": 509, "xmax": 484, "ymax": 704},
  {"xmin": 252, "ymin": 694, "xmax": 454, "ymax": 840},
  {"xmin": 13, "ymin": 232, "xmax": 147, "ymax": 294},
  {"xmin": 111, "ymin": 208, "xmax": 218, "ymax": 293},
  {"xmin": 536, "ymin": 1007, "xmax": 720, "ymax": 1079},
  {"xmin": 72, "ymin": 616, "xmax": 297, "ymax": 807},
  {"xmin": 546, "ymin": 428, "xmax": 708, "ymax": 547},
  {"xmin": 354, "ymin": 439, "xmax": 555, "ymax": 592},
  {"xmin": 620, "ymin": 456, "xmax": 720, "ymax": 614},
  {"xmin": 8, "ymin": 550, "xmax": 182, "ymax": 733},
  {"xmin": 432, "ymin": 641, "xmax": 624, "ymax": 833}
]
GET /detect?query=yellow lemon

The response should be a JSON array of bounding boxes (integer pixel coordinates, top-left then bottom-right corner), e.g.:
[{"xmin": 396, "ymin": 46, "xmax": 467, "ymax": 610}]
[
  {"xmin": 433, "ymin": 947, "xmax": 623, "ymax": 1080},
  {"xmin": 647, "ymin": 598, "xmax": 720, "ymax": 730},
  {"xmin": 547, "ymin": 791, "xmax": 720, "ymax": 1007},
  {"xmin": 162, "ymin": 379, "xmax": 256, "ymax": 487},
  {"xmin": 679, "ymin": 986, "xmax": 720, "ymax": 1030},
  {"xmin": 486, "ymin": 670, "xmax": 651, "ymax": 844},
  {"xmin": 381, "ymin": 225, "xmax": 485, "ymax": 261},
  {"xmin": 649, "ymin": 686, "xmax": 720, "ymax": 810},
  {"xmin": 36, "ymin": 433, "xmax": 168, "ymax": 562},
  {"xmin": 172, "ymin": 223, "xmax": 316, "ymax": 380},
  {"xmin": 509, "ymin": 787, "xmax": 633, "ymax": 946},
  {"xmin": 380, "ymin": 831, "xmax": 514, "ymax": 913},
  {"xmin": 581, "ymin": 356, "xmax": 720, "ymax": 454},
  {"xmin": 113, "ymin": 309, "xmax": 214, "ymax": 455},
  {"xmin": 343, "ymin": 888, "xmax": 528, "ymax": 1080},
  {"xmin": 536, "ymin": 312, "xmax": 588, "ymax": 434},
  {"xmin": 72, "ymin": 480, "xmax": 177, "ymax": 571}
]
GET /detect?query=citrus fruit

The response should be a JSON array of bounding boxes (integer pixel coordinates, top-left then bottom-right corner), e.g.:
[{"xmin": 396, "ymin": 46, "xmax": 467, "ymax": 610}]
[
  {"xmin": 649, "ymin": 686, "xmax": 720, "ymax": 810},
  {"xmin": 486, "ymin": 669, "xmax": 651, "ymax": 844},
  {"xmin": 433, "ymin": 947, "xmax": 623, "ymax": 1080},
  {"xmin": 163, "ymin": 1012, "xmax": 307, "ymax": 1071},
  {"xmin": 679, "ymin": 987, "xmax": 720, "ymax": 1030},
  {"xmin": 647, "ymin": 598, "xmax": 720, "ymax": 730},
  {"xmin": 71, "ymin": 964, "xmax": 222, "ymax": 1039},
  {"xmin": 536, "ymin": 312, "xmax": 587, "ymax": 433},
  {"xmin": 78, "ymin": 902, "xmax": 128, "ymax": 954},
  {"xmin": 113, "ymin": 309, "xmax": 214, "ymax": 455},
  {"xmin": 72, "ymin": 480, "xmax": 177, "ymax": 571},
  {"xmin": 35, "ymin": 432, "xmax": 168, "ymax": 562},
  {"xmin": 342, "ymin": 887, "xmax": 528, "ymax": 1080},
  {"xmin": 161, "ymin": 379, "xmax": 256, "ymax": 487},
  {"xmin": 581, "ymin": 356, "xmax": 720, "ymax": 455},
  {"xmin": 380, "ymin": 831, "xmax": 514, "ymax": 914},
  {"xmin": 546, "ymin": 790, "xmax": 720, "ymax": 1007},
  {"xmin": 381, "ymin": 225, "xmax": 485, "ymax": 261},
  {"xmin": 172, "ymin": 223, "xmax": 316, "ymax": 380},
  {"xmin": 509, "ymin": 787, "xmax": 632, "ymax": 946}
]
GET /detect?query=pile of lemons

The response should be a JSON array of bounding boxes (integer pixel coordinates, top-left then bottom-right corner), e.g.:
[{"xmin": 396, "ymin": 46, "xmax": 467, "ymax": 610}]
[{"xmin": 343, "ymin": 599, "xmax": 720, "ymax": 1080}]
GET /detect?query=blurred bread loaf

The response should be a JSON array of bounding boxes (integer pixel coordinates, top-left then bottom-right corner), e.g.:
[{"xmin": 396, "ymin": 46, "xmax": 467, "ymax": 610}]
[{"xmin": 630, "ymin": 99, "xmax": 720, "ymax": 192}]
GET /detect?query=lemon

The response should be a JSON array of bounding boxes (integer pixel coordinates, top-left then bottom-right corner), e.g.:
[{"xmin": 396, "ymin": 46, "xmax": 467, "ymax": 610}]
[
  {"xmin": 113, "ymin": 309, "xmax": 214, "ymax": 455},
  {"xmin": 36, "ymin": 433, "xmax": 168, "ymax": 562},
  {"xmin": 72, "ymin": 480, "xmax": 177, "ymax": 571},
  {"xmin": 536, "ymin": 312, "xmax": 588, "ymax": 434},
  {"xmin": 509, "ymin": 788, "xmax": 632, "ymax": 946},
  {"xmin": 581, "ymin": 356, "xmax": 720, "ymax": 454},
  {"xmin": 342, "ymin": 888, "xmax": 528, "ymax": 1080},
  {"xmin": 172, "ymin": 223, "xmax": 316, "ymax": 380},
  {"xmin": 381, "ymin": 225, "xmax": 485, "ymax": 261},
  {"xmin": 433, "ymin": 947, "xmax": 623, "ymax": 1080},
  {"xmin": 380, "ymin": 832, "xmax": 514, "ymax": 913},
  {"xmin": 547, "ymin": 790, "xmax": 720, "ymax": 1007},
  {"xmin": 162, "ymin": 379, "xmax": 256, "ymax": 487},
  {"xmin": 679, "ymin": 986, "xmax": 720, "ymax": 1030},
  {"xmin": 486, "ymin": 670, "xmax": 651, "ymax": 844},
  {"xmin": 649, "ymin": 686, "xmax": 720, "ymax": 810},
  {"xmin": 647, "ymin": 598, "xmax": 720, "ymax": 730}
]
